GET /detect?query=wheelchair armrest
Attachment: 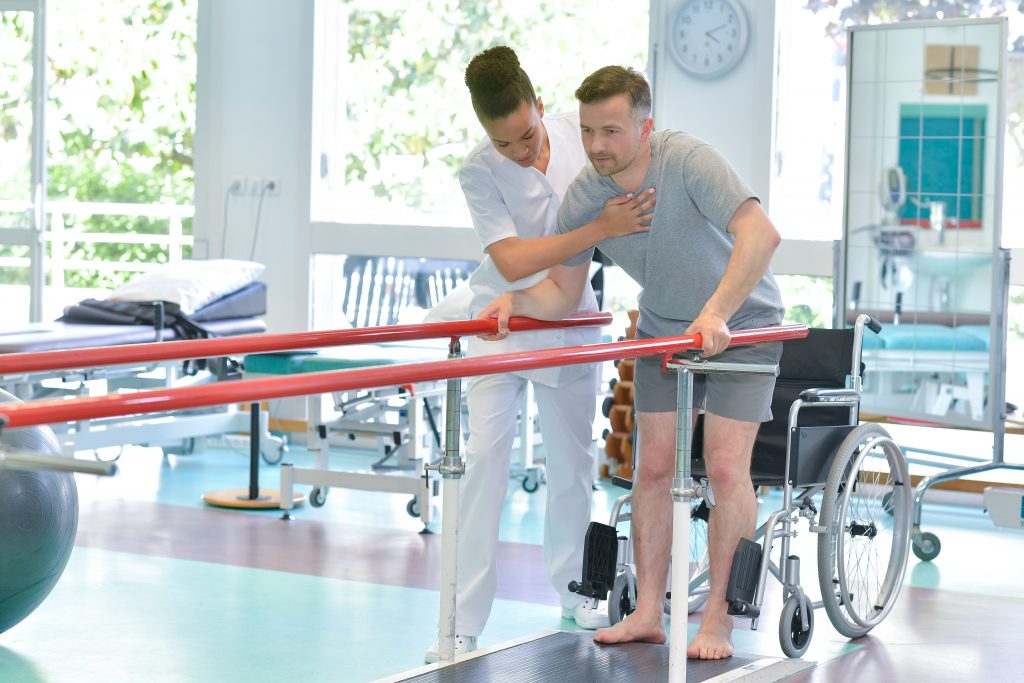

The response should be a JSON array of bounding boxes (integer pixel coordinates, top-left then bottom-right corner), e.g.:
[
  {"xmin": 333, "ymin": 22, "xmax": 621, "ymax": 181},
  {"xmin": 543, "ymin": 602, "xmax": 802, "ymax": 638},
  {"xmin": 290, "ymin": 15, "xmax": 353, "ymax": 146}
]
[{"xmin": 799, "ymin": 388, "xmax": 861, "ymax": 403}]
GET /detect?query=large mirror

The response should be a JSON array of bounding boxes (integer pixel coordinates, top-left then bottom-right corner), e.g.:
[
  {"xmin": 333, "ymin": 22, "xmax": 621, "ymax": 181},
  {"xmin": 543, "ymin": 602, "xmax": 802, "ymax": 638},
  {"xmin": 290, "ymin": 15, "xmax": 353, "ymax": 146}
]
[{"xmin": 840, "ymin": 18, "xmax": 1008, "ymax": 429}]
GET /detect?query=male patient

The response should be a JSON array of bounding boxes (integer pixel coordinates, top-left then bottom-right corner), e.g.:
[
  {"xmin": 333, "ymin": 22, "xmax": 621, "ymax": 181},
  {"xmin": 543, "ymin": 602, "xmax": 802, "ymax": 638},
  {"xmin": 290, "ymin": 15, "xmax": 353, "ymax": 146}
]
[{"xmin": 478, "ymin": 66, "xmax": 785, "ymax": 659}]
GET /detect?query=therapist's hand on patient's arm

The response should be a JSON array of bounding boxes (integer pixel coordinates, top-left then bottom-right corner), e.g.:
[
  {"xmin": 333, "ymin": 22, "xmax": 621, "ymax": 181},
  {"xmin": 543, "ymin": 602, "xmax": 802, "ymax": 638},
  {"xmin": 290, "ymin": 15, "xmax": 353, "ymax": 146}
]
[
  {"xmin": 686, "ymin": 310, "xmax": 731, "ymax": 357},
  {"xmin": 477, "ymin": 264, "xmax": 588, "ymax": 341},
  {"xmin": 477, "ymin": 292, "xmax": 517, "ymax": 341},
  {"xmin": 595, "ymin": 189, "xmax": 656, "ymax": 239}
]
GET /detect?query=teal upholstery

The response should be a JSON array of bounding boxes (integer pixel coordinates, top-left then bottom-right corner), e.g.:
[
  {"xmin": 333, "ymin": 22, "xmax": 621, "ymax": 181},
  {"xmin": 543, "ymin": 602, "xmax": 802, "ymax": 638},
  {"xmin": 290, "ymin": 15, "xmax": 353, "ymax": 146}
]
[
  {"xmin": 956, "ymin": 324, "xmax": 991, "ymax": 348},
  {"xmin": 243, "ymin": 352, "xmax": 314, "ymax": 375},
  {"xmin": 879, "ymin": 323, "xmax": 988, "ymax": 351},
  {"xmin": 244, "ymin": 343, "xmax": 448, "ymax": 375},
  {"xmin": 860, "ymin": 331, "xmax": 885, "ymax": 349}
]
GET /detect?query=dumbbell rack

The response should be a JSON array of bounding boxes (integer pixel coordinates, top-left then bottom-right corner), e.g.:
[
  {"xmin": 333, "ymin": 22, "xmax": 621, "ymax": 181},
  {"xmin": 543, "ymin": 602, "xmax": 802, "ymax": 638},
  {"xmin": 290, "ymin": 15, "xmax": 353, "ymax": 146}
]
[{"xmin": 600, "ymin": 310, "xmax": 638, "ymax": 481}]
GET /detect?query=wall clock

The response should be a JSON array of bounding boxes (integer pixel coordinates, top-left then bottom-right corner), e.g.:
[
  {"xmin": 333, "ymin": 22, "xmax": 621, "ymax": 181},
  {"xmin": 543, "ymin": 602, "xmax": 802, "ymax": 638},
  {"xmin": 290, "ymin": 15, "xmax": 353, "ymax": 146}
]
[{"xmin": 668, "ymin": 0, "xmax": 750, "ymax": 80}]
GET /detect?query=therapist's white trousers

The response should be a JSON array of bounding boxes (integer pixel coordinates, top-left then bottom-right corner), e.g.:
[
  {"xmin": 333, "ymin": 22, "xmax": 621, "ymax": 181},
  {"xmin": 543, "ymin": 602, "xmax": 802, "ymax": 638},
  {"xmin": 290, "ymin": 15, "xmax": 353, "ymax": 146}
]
[{"xmin": 454, "ymin": 367, "xmax": 598, "ymax": 637}]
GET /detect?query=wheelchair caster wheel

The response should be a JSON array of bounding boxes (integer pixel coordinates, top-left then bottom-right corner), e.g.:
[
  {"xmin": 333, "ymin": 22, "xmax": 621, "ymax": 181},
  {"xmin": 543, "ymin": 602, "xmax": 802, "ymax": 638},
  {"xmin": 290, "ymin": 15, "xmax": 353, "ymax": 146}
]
[
  {"xmin": 912, "ymin": 531, "xmax": 941, "ymax": 561},
  {"xmin": 779, "ymin": 595, "xmax": 814, "ymax": 658},
  {"xmin": 406, "ymin": 497, "xmax": 420, "ymax": 518},
  {"xmin": 608, "ymin": 569, "xmax": 636, "ymax": 626},
  {"xmin": 309, "ymin": 487, "xmax": 327, "ymax": 508}
]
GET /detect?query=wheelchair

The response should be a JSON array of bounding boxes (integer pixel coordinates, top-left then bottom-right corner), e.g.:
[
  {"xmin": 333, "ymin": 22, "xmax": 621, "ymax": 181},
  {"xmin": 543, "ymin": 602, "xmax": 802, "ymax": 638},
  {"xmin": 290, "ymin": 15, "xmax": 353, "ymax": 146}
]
[{"xmin": 571, "ymin": 315, "xmax": 912, "ymax": 657}]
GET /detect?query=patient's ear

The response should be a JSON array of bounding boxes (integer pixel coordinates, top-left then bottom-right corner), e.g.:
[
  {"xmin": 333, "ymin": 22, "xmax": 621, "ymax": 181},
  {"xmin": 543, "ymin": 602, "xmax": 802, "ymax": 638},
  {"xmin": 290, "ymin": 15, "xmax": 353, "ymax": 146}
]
[{"xmin": 639, "ymin": 117, "xmax": 654, "ymax": 141}]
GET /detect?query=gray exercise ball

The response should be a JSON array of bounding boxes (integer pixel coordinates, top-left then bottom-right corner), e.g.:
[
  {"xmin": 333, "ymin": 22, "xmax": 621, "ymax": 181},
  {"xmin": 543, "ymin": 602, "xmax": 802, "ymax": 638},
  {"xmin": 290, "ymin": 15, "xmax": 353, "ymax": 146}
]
[{"xmin": 0, "ymin": 388, "xmax": 79, "ymax": 635}]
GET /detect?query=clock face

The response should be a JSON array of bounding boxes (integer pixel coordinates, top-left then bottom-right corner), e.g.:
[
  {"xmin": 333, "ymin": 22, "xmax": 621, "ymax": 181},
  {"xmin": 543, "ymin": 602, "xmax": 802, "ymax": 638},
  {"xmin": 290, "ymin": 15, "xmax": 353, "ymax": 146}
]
[{"xmin": 669, "ymin": 0, "xmax": 749, "ymax": 79}]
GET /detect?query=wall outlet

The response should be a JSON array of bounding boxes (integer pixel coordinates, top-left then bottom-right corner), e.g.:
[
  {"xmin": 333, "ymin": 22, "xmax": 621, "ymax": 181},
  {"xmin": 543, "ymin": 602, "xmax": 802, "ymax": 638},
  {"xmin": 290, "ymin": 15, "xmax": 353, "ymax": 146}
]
[
  {"xmin": 261, "ymin": 177, "xmax": 281, "ymax": 196},
  {"xmin": 228, "ymin": 176, "xmax": 280, "ymax": 196}
]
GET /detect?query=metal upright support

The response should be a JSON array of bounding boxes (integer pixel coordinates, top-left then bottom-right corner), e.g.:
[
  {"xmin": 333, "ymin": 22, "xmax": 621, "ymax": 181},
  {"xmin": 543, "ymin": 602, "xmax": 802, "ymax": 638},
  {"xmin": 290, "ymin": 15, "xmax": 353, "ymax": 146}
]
[
  {"xmin": 668, "ymin": 363, "xmax": 695, "ymax": 683},
  {"xmin": 665, "ymin": 355, "xmax": 780, "ymax": 679},
  {"xmin": 425, "ymin": 336, "xmax": 467, "ymax": 664}
]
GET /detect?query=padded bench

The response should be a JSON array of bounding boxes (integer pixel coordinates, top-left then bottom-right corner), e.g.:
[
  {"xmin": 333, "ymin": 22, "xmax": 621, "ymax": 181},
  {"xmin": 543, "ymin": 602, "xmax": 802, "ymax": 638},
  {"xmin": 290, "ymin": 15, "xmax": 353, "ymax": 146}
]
[{"xmin": 862, "ymin": 322, "xmax": 993, "ymax": 422}]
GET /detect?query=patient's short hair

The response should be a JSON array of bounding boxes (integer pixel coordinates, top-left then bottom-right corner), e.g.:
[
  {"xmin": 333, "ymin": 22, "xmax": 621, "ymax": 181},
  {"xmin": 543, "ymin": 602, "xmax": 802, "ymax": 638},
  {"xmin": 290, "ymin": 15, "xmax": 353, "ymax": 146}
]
[
  {"xmin": 464, "ymin": 46, "xmax": 538, "ymax": 121},
  {"xmin": 575, "ymin": 66, "xmax": 652, "ymax": 122}
]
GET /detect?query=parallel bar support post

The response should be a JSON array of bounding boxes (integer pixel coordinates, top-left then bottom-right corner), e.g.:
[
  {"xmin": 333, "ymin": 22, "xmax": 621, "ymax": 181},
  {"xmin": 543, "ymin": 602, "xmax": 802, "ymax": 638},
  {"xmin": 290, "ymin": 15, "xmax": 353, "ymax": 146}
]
[
  {"xmin": 668, "ymin": 365, "xmax": 695, "ymax": 683},
  {"xmin": 434, "ymin": 337, "xmax": 466, "ymax": 664}
]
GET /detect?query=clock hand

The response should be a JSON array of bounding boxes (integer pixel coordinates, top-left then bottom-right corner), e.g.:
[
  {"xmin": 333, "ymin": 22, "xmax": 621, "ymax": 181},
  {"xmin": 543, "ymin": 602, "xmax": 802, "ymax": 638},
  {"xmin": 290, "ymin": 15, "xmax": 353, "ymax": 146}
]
[{"xmin": 705, "ymin": 23, "xmax": 727, "ymax": 43}]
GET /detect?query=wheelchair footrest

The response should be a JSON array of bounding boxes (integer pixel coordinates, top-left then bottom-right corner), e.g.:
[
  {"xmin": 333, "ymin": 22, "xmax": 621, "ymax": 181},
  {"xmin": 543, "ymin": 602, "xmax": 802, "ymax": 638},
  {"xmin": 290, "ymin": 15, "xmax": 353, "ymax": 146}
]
[
  {"xmin": 611, "ymin": 476, "xmax": 634, "ymax": 490},
  {"xmin": 567, "ymin": 521, "xmax": 618, "ymax": 600},
  {"xmin": 726, "ymin": 537, "xmax": 762, "ymax": 618}
]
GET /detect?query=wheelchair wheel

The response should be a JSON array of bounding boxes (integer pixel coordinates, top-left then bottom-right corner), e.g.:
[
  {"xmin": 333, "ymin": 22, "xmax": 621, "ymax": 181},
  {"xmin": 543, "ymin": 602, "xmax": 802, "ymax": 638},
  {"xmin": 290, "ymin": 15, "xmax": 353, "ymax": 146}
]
[
  {"xmin": 817, "ymin": 423, "xmax": 911, "ymax": 638},
  {"xmin": 778, "ymin": 594, "xmax": 814, "ymax": 658},
  {"xmin": 686, "ymin": 499, "xmax": 711, "ymax": 614},
  {"xmin": 608, "ymin": 568, "xmax": 637, "ymax": 625}
]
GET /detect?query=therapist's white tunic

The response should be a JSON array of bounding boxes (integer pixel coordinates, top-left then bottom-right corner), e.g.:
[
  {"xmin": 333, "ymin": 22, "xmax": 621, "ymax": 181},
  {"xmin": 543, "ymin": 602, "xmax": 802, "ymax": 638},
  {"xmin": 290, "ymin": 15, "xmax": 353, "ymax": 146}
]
[
  {"xmin": 454, "ymin": 112, "xmax": 600, "ymax": 635},
  {"xmin": 460, "ymin": 112, "xmax": 601, "ymax": 386}
]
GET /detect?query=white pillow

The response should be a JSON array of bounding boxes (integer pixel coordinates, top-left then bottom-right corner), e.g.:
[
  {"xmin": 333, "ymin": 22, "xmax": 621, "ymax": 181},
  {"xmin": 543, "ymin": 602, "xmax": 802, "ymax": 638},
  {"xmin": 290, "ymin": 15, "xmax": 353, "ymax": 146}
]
[{"xmin": 109, "ymin": 259, "xmax": 265, "ymax": 315}]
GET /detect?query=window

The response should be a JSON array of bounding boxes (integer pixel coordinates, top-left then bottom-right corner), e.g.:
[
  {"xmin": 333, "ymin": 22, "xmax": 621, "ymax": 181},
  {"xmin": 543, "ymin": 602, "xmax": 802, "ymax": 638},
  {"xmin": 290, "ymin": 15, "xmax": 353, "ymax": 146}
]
[
  {"xmin": 311, "ymin": 0, "xmax": 649, "ymax": 227},
  {"xmin": 771, "ymin": 2, "xmax": 1024, "ymax": 248}
]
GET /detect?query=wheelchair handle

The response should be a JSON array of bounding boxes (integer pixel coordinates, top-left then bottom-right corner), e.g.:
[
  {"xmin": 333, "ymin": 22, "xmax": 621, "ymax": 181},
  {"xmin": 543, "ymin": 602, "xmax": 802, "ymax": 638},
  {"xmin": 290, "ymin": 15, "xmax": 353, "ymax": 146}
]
[{"xmin": 865, "ymin": 316, "xmax": 882, "ymax": 334}]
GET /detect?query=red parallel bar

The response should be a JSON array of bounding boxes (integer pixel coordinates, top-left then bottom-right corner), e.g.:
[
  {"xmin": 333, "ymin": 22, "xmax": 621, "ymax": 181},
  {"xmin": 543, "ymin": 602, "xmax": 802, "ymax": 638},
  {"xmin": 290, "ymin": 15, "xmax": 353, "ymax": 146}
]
[
  {"xmin": 0, "ymin": 325, "xmax": 807, "ymax": 429},
  {"xmin": 0, "ymin": 313, "xmax": 612, "ymax": 375}
]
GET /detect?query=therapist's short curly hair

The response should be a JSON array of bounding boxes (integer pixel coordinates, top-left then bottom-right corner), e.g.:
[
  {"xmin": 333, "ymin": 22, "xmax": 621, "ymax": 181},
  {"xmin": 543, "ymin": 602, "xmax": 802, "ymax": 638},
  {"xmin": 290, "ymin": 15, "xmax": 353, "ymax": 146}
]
[
  {"xmin": 575, "ymin": 66, "xmax": 652, "ymax": 123},
  {"xmin": 465, "ymin": 46, "xmax": 538, "ymax": 121}
]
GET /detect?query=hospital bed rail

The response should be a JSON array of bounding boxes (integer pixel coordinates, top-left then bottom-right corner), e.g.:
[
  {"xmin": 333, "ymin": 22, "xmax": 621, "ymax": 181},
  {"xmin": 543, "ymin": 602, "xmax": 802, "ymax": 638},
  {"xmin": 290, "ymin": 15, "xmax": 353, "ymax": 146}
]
[{"xmin": 0, "ymin": 322, "xmax": 806, "ymax": 681}]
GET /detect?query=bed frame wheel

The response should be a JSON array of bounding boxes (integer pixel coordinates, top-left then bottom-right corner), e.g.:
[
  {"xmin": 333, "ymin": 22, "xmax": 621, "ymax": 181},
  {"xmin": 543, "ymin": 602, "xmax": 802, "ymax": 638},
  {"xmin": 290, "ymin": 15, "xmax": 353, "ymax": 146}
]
[
  {"xmin": 260, "ymin": 434, "xmax": 287, "ymax": 465},
  {"xmin": 309, "ymin": 487, "xmax": 328, "ymax": 508}
]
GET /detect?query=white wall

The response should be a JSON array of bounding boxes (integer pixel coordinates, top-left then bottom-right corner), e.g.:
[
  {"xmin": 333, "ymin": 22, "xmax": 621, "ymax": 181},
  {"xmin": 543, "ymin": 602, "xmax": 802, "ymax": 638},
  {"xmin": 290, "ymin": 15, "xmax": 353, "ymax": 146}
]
[
  {"xmin": 649, "ymin": 0, "xmax": 777, "ymax": 205},
  {"xmin": 194, "ymin": 2, "xmax": 1022, "ymax": 337},
  {"xmin": 647, "ymin": 0, "xmax": 834, "ymax": 274},
  {"xmin": 195, "ymin": 0, "xmax": 315, "ymax": 333}
]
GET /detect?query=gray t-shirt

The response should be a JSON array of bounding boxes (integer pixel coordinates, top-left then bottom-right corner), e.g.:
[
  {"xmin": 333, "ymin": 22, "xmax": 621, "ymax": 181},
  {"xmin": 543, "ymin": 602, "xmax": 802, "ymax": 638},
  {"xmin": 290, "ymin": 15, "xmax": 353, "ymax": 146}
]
[{"xmin": 558, "ymin": 130, "xmax": 784, "ymax": 337}]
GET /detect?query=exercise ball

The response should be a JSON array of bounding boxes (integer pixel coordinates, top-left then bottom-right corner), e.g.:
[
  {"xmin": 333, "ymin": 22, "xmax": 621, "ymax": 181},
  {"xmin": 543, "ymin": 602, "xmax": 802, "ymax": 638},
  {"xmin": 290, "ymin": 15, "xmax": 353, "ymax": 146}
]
[{"xmin": 0, "ymin": 388, "xmax": 79, "ymax": 635}]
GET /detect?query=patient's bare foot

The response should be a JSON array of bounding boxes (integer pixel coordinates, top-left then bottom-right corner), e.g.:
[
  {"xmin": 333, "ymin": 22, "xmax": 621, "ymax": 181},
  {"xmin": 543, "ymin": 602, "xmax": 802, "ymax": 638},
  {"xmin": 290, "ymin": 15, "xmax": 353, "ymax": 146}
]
[
  {"xmin": 593, "ymin": 609, "xmax": 666, "ymax": 645},
  {"xmin": 686, "ymin": 614, "xmax": 734, "ymax": 660}
]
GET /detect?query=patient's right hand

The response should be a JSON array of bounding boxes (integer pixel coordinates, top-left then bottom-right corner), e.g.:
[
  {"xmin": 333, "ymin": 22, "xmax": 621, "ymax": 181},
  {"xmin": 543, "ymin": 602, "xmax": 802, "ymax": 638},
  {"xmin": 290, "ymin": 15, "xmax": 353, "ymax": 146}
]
[{"xmin": 597, "ymin": 189, "xmax": 656, "ymax": 239}]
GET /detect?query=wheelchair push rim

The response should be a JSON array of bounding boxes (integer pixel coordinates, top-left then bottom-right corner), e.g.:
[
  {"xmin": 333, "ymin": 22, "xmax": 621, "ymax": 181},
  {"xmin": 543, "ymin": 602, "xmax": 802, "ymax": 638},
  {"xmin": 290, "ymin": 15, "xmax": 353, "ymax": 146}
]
[{"xmin": 817, "ymin": 423, "xmax": 911, "ymax": 637}]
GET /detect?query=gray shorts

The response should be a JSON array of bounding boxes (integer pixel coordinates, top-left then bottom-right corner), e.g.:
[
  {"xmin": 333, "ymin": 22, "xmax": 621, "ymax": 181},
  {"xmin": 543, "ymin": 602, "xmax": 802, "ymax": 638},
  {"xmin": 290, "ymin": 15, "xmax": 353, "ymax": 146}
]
[{"xmin": 633, "ymin": 330, "xmax": 782, "ymax": 422}]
